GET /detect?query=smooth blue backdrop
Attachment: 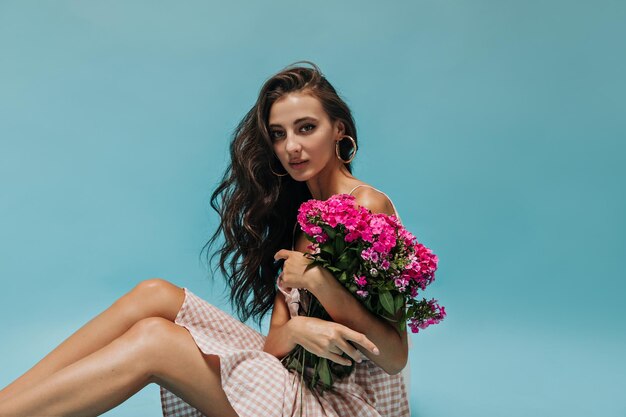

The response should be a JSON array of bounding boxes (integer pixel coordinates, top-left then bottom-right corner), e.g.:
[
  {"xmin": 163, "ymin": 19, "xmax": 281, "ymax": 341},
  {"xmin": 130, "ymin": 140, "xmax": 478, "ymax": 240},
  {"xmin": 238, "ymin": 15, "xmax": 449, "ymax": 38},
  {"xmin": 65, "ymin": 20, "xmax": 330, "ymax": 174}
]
[{"xmin": 1, "ymin": 1, "xmax": 624, "ymax": 416}]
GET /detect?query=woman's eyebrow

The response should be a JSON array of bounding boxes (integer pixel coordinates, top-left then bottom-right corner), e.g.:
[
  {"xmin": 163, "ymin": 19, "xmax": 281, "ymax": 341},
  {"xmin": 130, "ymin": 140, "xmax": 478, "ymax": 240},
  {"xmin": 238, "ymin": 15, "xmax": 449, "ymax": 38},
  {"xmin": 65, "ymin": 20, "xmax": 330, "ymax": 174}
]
[{"xmin": 269, "ymin": 117, "xmax": 318, "ymax": 128}]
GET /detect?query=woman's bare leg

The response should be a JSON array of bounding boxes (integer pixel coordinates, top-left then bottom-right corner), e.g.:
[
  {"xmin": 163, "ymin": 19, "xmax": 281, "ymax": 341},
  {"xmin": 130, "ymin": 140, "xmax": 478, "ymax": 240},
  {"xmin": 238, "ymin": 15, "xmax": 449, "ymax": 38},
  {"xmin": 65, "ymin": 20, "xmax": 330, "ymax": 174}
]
[
  {"xmin": 0, "ymin": 317, "xmax": 238, "ymax": 417},
  {"xmin": 0, "ymin": 278, "xmax": 185, "ymax": 403}
]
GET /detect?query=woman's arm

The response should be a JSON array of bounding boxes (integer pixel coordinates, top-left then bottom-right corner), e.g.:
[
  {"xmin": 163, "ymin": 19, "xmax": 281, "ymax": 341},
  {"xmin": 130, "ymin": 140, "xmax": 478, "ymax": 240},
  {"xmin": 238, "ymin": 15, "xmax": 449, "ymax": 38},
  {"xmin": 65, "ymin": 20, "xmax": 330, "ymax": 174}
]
[
  {"xmin": 308, "ymin": 265, "xmax": 408, "ymax": 375},
  {"xmin": 263, "ymin": 292, "xmax": 379, "ymax": 366},
  {"xmin": 264, "ymin": 256, "xmax": 408, "ymax": 375},
  {"xmin": 262, "ymin": 292, "xmax": 298, "ymax": 360},
  {"xmin": 308, "ymin": 189, "xmax": 409, "ymax": 375}
]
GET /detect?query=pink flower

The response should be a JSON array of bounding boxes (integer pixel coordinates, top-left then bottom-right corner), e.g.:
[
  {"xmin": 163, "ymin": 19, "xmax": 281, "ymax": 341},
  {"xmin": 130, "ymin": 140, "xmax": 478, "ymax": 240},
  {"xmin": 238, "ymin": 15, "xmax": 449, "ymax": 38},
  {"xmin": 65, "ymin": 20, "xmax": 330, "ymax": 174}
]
[
  {"xmin": 295, "ymin": 193, "xmax": 444, "ymax": 336},
  {"xmin": 345, "ymin": 231, "xmax": 361, "ymax": 242},
  {"xmin": 369, "ymin": 215, "xmax": 388, "ymax": 234},
  {"xmin": 310, "ymin": 226, "xmax": 322, "ymax": 235},
  {"xmin": 372, "ymin": 241, "xmax": 386, "ymax": 254},
  {"xmin": 394, "ymin": 277, "xmax": 409, "ymax": 292},
  {"xmin": 315, "ymin": 233, "xmax": 329, "ymax": 244},
  {"xmin": 306, "ymin": 244, "xmax": 321, "ymax": 254},
  {"xmin": 407, "ymin": 300, "xmax": 446, "ymax": 333},
  {"xmin": 354, "ymin": 275, "xmax": 367, "ymax": 287}
]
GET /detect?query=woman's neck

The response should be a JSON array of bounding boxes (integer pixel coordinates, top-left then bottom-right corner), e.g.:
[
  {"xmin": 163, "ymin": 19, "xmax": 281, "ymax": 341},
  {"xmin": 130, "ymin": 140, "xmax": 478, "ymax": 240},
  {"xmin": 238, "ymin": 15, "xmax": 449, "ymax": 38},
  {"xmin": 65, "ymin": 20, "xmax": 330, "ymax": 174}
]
[{"xmin": 305, "ymin": 162, "xmax": 361, "ymax": 201}]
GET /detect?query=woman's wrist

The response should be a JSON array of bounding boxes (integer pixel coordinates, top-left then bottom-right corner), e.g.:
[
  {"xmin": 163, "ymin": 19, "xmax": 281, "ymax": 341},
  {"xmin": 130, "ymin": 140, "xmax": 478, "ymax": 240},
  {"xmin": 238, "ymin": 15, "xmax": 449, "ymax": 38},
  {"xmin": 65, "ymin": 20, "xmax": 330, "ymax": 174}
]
[
  {"xmin": 307, "ymin": 265, "xmax": 341, "ymax": 300},
  {"xmin": 286, "ymin": 316, "xmax": 304, "ymax": 346},
  {"xmin": 306, "ymin": 265, "xmax": 333, "ymax": 295}
]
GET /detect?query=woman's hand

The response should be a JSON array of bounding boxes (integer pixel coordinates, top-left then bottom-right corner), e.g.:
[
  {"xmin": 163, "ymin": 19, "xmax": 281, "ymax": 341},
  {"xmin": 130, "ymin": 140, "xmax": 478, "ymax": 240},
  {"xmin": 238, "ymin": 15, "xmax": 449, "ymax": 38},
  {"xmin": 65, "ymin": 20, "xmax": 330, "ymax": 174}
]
[
  {"xmin": 289, "ymin": 316, "xmax": 380, "ymax": 366},
  {"xmin": 274, "ymin": 249, "xmax": 320, "ymax": 291}
]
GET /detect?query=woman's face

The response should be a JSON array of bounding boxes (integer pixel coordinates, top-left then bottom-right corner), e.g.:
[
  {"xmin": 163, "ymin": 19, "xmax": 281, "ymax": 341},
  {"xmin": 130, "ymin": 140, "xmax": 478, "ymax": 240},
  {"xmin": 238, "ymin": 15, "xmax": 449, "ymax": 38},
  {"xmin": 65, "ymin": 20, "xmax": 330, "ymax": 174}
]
[{"xmin": 268, "ymin": 91, "xmax": 342, "ymax": 181}]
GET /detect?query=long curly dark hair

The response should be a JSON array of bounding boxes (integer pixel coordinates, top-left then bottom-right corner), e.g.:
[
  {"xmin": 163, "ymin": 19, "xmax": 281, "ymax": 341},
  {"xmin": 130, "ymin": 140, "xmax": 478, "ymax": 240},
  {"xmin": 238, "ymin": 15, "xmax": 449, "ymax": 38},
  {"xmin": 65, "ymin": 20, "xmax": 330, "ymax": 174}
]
[{"xmin": 201, "ymin": 61, "xmax": 359, "ymax": 328}]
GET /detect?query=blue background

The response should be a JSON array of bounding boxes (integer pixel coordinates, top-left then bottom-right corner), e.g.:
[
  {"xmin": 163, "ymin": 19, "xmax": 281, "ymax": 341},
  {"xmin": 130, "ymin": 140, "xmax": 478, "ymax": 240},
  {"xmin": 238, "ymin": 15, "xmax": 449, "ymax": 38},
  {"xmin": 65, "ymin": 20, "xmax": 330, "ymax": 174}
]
[{"xmin": 1, "ymin": 1, "xmax": 624, "ymax": 416}]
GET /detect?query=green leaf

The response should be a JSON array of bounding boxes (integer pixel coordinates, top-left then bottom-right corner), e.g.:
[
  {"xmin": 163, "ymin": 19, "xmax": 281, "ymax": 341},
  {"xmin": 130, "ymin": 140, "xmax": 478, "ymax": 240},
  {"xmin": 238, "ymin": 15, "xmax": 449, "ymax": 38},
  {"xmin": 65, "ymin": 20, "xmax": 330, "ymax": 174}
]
[
  {"xmin": 311, "ymin": 368, "xmax": 319, "ymax": 388},
  {"xmin": 321, "ymin": 242, "xmax": 334, "ymax": 256},
  {"xmin": 336, "ymin": 252, "xmax": 350, "ymax": 269},
  {"xmin": 394, "ymin": 293, "xmax": 405, "ymax": 311},
  {"xmin": 335, "ymin": 236, "xmax": 345, "ymax": 254},
  {"xmin": 287, "ymin": 355, "xmax": 302, "ymax": 372},
  {"xmin": 324, "ymin": 226, "xmax": 337, "ymax": 240},
  {"xmin": 380, "ymin": 290, "xmax": 395, "ymax": 315},
  {"xmin": 348, "ymin": 257, "xmax": 359, "ymax": 271},
  {"xmin": 339, "ymin": 271, "xmax": 347, "ymax": 283},
  {"xmin": 318, "ymin": 358, "xmax": 332, "ymax": 388}
]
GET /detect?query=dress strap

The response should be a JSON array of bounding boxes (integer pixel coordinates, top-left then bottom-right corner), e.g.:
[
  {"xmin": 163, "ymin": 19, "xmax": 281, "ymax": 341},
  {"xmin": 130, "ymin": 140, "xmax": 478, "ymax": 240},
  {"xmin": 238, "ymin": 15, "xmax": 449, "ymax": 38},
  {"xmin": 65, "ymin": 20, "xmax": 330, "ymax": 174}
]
[{"xmin": 348, "ymin": 184, "xmax": 402, "ymax": 223}]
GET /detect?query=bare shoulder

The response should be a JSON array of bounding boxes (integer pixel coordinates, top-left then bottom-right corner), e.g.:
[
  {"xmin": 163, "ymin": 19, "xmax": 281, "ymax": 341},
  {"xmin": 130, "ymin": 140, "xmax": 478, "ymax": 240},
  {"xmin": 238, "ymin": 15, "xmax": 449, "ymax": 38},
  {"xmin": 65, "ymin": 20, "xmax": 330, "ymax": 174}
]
[{"xmin": 350, "ymin": 184, "xmax": 395, "ymax": 216}]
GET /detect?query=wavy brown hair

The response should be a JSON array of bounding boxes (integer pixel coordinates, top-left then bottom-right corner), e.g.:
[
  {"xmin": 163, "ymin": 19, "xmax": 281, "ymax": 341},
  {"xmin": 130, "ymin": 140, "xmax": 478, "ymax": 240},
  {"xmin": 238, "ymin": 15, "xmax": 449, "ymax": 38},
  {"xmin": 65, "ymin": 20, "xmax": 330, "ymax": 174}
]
[{"xmin": 201, "ymin": 61, "xmax": 359, "ymax": 328}]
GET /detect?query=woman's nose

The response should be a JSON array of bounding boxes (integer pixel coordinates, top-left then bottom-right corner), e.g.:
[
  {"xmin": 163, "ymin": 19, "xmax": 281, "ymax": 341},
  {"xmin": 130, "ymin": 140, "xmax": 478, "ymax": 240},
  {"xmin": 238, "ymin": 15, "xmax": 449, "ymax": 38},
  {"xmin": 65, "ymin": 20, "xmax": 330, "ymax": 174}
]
[{"xmin": 284, "ymin": 133, "xmax": 302, "ymax": 153}]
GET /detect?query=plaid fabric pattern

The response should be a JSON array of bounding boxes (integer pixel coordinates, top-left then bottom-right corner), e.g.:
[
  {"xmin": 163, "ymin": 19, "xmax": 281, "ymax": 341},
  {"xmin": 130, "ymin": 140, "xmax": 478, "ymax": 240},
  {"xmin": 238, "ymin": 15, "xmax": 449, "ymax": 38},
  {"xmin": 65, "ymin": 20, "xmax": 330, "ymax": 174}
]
[{"xmin": 160, "ymin": 288, "xmax": 410, "ymax": 417}]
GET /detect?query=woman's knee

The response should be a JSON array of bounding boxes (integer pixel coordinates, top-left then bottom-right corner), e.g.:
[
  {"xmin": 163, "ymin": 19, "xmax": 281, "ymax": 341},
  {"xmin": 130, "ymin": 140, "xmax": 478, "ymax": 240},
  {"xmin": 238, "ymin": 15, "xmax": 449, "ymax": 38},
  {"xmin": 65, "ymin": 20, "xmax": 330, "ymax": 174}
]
[
  {"xmin": 117, "ymin": 317, "xmax": 179, "ymax": 378},
  {"xmin": 126, "ymin": 278, "xmax": 185, "ymax": 321},
  {"xmin": 125, "ymin": 317, "xmax": 176, "ymax": 344},
  {"xmin": 122, "ymin": 317, "xmax": 204, "ymax": 381},
  {"xmin": 132, "ymin": 278, "xmax": 176, "ymax": 296}
]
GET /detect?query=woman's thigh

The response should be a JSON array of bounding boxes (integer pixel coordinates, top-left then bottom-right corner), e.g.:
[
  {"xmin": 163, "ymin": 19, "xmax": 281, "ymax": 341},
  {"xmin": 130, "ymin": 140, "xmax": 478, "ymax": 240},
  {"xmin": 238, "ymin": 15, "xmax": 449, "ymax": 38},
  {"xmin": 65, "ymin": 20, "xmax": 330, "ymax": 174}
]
[{"xmin": 129, "ymin": 317, "xmax": 239, "ymax": 417}]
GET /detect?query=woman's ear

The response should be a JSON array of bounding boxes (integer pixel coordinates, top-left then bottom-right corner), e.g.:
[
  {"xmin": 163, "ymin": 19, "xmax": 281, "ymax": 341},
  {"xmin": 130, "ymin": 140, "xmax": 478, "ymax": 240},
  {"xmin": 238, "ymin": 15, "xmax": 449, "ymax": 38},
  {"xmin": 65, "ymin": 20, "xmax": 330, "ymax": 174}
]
[{"xmin": 335, "ymin": 120, "xmax": 346, "ymax": 136}]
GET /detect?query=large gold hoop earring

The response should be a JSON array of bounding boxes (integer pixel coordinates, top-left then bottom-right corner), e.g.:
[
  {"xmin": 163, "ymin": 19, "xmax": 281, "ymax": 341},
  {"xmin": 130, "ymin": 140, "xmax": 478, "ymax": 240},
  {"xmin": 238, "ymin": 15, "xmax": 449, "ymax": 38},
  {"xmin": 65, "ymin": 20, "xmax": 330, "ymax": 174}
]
[
  {"xmin": 335, "ymin": 135, "xmax": 357, "ymax": 164},
  {"xmin": 269, "ymin": 159, "xmax": 288, "ymax": 177}
]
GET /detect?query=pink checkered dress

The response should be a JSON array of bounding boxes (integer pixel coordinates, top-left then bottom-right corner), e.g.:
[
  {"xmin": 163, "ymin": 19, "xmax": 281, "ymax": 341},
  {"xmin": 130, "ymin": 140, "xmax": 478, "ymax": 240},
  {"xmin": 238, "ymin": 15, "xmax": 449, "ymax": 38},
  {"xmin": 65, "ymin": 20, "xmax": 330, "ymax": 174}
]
[{"xmin": 160, "ymin": 185, "xmax": 411, "ymax": 416}]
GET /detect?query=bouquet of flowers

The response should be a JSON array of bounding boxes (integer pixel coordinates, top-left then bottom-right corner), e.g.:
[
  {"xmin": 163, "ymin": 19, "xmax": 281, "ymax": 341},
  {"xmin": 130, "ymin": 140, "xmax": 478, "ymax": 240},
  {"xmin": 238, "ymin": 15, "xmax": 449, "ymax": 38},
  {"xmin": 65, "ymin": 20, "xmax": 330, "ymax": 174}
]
[{"xmin": 280, "ymin": 193, "xmax": 446, "ymax": 393}]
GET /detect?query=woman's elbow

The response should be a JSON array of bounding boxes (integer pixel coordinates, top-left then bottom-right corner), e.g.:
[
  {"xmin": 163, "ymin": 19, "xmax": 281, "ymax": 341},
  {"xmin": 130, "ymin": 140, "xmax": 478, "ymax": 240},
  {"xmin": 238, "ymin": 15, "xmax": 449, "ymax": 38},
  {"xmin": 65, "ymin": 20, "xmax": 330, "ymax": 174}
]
[
  {"xmin": 383, "ymin": 350, "xmax": 408, "ymax": 376},
  {"xmin": 389, "ymin": 359, "xmax": 408, "ymax": 376}
]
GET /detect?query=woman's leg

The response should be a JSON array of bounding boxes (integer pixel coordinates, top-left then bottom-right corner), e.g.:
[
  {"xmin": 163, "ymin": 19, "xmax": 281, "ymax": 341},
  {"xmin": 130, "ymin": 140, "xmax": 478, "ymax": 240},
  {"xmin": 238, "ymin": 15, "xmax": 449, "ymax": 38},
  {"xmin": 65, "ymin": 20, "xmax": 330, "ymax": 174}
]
[
  {"xmin": 0, "ymin": 317, "xmax": 239, "ymax": 417},
  {"xmin": 0, "ymin": 278, "xmax": 185, "ymax": 403}
]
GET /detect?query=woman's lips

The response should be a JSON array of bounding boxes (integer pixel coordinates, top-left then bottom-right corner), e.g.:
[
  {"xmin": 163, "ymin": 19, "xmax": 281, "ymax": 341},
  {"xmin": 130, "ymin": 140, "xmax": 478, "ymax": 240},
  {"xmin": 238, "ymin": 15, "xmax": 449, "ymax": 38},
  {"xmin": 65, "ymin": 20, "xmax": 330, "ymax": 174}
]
[{"xmin": 289, "ymin": 161, "xmax": 309, "ymax": 170}]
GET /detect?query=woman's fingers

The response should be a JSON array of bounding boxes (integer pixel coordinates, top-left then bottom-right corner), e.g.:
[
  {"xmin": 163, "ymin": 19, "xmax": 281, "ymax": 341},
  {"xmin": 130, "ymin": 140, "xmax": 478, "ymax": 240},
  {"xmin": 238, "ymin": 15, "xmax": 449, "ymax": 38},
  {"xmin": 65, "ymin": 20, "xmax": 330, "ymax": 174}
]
[
  {"xmin": 297, "ymin": 317, "xmax": 380, "ymax": 365},
  {"xmin": 333, "ymin": 340, "xmax": 362, "ymax": 363},
  {"xmin": 328, "ymin": 351, "xmax": 352, "ymax": 366},
  {"xmin": 273, "ymin": 249, "xmax": 290, "ymax": 261},
  {"xmin": 328, "ymin": 324, "xmax": 379, "ymax": 364},
  {"xmin": 340, "ymin": 327, "xmax": 380, "ymax": 356}
]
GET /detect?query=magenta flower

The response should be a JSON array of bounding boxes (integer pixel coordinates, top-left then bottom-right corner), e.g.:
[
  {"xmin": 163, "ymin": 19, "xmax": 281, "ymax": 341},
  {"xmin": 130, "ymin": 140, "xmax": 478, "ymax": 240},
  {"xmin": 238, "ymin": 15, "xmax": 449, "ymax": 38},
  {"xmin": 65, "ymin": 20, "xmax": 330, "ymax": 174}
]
[
  {"xmin": 296, "ymin": 195, "xmax": 440, "ymax": 302},
  {"xmin": 354, "ymin": 275, "xmax": 367, "ymax": 287},
  {"xmin": 394, "ymin": 276, "xmax": 409, "ymax": 292},
  {"xmin": 288, "ymin": 191, "xmax": 445, "ymax": 391}
]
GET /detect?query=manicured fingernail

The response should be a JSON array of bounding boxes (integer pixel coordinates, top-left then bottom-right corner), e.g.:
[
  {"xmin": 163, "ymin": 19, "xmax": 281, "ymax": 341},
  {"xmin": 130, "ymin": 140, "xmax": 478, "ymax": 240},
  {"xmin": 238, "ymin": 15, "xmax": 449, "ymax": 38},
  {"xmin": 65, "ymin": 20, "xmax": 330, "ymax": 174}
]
[{"xmin": 373, "ymin": 348, "xmax": 380, "ymax": 355}]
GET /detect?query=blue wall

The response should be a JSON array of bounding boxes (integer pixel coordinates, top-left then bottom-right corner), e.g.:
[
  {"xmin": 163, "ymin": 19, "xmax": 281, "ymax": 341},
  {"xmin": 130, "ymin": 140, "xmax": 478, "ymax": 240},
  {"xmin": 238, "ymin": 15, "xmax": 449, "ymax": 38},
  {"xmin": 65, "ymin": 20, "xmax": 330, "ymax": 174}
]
[{"xmin": 1, "ymin": 1, "xmax": 624, "ymax": 416}]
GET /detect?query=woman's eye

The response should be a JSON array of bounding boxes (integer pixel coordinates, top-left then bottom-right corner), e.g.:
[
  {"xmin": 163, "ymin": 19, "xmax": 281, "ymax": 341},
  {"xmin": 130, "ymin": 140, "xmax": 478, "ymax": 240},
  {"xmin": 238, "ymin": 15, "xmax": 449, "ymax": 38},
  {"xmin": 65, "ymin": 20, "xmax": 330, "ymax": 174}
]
[
  {"xmin": 301, "ymin": 123, "xmax": 315, "ymax": 132},
  {"xmin": 271, "ymin": 130, "xmax": 284, "ymax": 139}
]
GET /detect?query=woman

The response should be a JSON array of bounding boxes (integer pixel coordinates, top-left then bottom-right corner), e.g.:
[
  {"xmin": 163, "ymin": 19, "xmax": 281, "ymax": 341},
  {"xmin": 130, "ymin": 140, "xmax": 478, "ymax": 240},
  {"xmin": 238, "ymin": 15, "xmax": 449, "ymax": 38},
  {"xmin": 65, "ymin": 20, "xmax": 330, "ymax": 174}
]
[{"xmin": 0, "ymin": 61, "xmax": 410, "ymax": 417}]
